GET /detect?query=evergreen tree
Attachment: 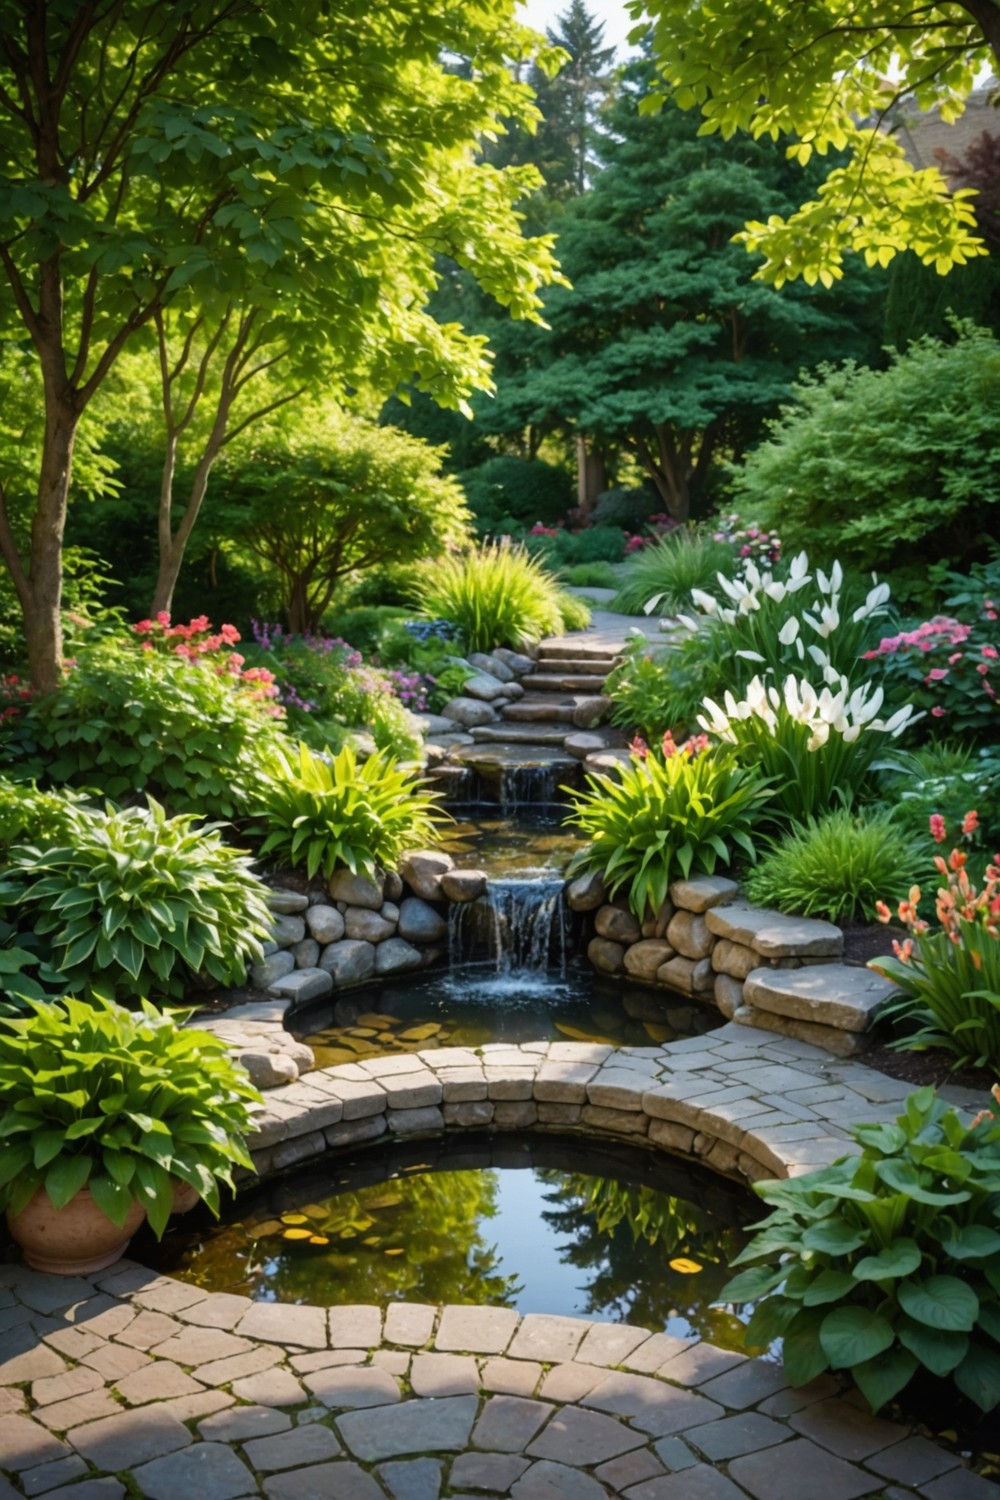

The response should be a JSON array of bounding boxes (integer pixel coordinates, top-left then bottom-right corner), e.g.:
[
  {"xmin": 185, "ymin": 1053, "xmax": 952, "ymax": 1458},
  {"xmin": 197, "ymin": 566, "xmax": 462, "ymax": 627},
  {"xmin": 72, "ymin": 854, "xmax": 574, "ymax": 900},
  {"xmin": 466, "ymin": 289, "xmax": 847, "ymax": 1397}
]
[{"xmin": 488, "ymin": 65, "xmax": 885, "ymax": 521}]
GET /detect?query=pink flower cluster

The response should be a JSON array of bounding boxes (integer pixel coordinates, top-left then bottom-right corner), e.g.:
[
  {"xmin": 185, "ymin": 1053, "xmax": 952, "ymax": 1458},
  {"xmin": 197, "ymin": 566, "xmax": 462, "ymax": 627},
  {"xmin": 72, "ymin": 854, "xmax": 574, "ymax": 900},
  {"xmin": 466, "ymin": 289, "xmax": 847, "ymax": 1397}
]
[
  {"xmin": 629, "ymin": 729, "xmax": 711, "ymax": 761},
  {"xmin": 132, "ymin": 614, "xmax": 282, "ymax": 716},
  {"xmin": 711, "ymin": 512, "xmax": 782, "ymax": 565},
  {"xmin": 0, "ymin": 672, "xmax": 35, "ymax": 723},
  {"xmin": 862, "ymin": 613, "xmax": 998, "ymax": 720}
]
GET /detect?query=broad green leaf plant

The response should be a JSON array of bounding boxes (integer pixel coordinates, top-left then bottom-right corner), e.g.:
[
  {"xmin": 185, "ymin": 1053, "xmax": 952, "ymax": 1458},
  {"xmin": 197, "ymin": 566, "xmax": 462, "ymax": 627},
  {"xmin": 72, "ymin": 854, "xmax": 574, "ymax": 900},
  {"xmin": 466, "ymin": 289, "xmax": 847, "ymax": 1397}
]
[
  {"xmin": 563, "ymin": 739, "xmax": 769, "ymax": 918},
  {"xmin": 1, "ymin": 799, "xmax": 272, "ymax": 1004},
  {"xmin": 0, "ymin": 996, "xmax": 262, "ymax": 1238},
  {"xmin": 719, "ymin": 1086, "xmax": 1000, "ymax": 1414},
  {"xmin": 254, "ymin": 742, "xmax": 446, "ymax": 882}
]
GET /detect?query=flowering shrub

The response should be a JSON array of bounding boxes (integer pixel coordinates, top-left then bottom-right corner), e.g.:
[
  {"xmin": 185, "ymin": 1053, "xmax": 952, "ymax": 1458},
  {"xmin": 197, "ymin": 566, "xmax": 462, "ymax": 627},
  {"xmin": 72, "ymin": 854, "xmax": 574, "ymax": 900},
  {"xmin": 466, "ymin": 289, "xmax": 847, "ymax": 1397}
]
[
  {"xmin": 244, "ymin": 622, "xmax": 421, "ymax": 757},
  {"xmin": 698, "ymin": 673, "xmax": 918, "ymax": 820},
  {"xmin": 133, "ymin": 613, "xmax": 281, "ymax": 713},
  {"xmin": 862, "ymin": 610, "xmax": 998, "ymax": 741},
  {"xmin": 710, "ymin": 512, "xmax": 781, "ymax": 566},
  {"xmin": 680, "ymin": 553, "xmax": 892, "ymax": 687},
  {"xmin": 5, "ymin": 630, "xmax": 285, "ymax": 818},
  {"xmin": 563, "ymin": 742, "xmax": 769, "ymax": 918},
  {"xmin": 872, "ymin": 822, "xmax": 1000, "ymax": 1069}
]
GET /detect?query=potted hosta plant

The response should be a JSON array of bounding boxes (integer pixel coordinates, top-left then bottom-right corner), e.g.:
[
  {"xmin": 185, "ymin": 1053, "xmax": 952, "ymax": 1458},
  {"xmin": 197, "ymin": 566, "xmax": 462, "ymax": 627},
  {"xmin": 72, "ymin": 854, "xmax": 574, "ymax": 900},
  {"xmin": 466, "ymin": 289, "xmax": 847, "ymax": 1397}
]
[{"xmin": 0, "ymin": 995, "xmax": 262, "ymax": 1274}]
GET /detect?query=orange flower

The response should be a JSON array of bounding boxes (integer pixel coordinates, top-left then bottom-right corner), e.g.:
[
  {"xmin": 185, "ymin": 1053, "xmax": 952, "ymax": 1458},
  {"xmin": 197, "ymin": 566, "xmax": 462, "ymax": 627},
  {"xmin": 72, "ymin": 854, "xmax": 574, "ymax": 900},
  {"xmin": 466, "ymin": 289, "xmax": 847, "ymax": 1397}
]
[
  {"xmin": 962, "ymin": 809, "xmax": 979, "ymax": 835},
  {"xmin": 874, "ymin": 900, "xmax": 891, "ymax": 923}
]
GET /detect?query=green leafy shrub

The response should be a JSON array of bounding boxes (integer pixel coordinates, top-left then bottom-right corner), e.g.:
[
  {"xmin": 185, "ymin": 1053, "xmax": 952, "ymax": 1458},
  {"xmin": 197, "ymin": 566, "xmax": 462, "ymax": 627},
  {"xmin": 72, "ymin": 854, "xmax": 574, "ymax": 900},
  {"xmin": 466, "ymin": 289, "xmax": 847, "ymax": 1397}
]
[
  {"xmin": 319, "ymin": 606, "xmax": 410, "ymax": 658},
  {"xmin": 871, "ymin": 840, "xmax": 1000, "ymax": 1070},
  {"xmin": 414, "ymin": 542, "xmax": 584, "ymax": 653},
  {"xmin": 8, "ymin": 630, "xmax": 282, "ymax": 818},
  {"xmin": 0, "ymin": 996, "xmax": 262, "ymax": 1237},
  {"xmin": 719, "ymin": 1086, "xmax": 1000, "ymax": 1414},
  {"xmin": 730, "ymin": 324, "xmax": 1000, "ymax": 578},
  {"xmin": 591, "ymin": 485, "xmax": 659, "ymax": 531},
  {"xmin": 0, "ymin": 778, "xmax": 83, "ymax": 853},
  {"xmin": 611, "ymin": 529, "xmax": 736, "ymax": 616},
  {"xmin": 556, "ymin": 590, "xmax": 592, "ymax": 633},
  {"xmin": 254, "ymin": 742, "xmax": 445, "ymax": 881},
  {"xmin": 605, "ymin": 628, "xmax": 732, "ymax": 740},
  {"xmin": 460, "ymin": 455, "xmax": 573, "ymax": 531},
  {"xmin": 699, "ymin": 674, "xmax": 918, "ymax": 822},
  {"xmin": 743, "ymin": 809, "xmax": 925, "ymax": 924},
  {"xmin": 563, "ymin": 742, "xmax": 769, "ymax": 918},
  {"xmin": 873, "ymin": 743, "xmax": 1000, "ymax": 882},
  {"xmin": 2, "ymin": 800, "xmax": 272, "ymax": 1003},
  {"xmin": 565, "ymin": 562, "xmax": 620, "ymax": 588},
  {"xmin": 526, "ymin": 525, "xmax": 628, "ymax": 566}
]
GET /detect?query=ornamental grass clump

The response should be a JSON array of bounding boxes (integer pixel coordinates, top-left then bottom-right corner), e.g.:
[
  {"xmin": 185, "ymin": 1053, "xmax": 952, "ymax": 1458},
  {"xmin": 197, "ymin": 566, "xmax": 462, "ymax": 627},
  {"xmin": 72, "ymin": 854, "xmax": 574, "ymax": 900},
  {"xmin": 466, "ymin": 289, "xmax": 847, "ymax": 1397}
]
[
  {"xmin": 0, "ymin": 996, "xmax": 262, "ymax": 1237},
  {"xmin": 698, "ymin": 672, "xmax": 919, "ymax": 821},
  {"xmin": 871, "ymin": 817, "xmax": 1000, "ymax": 1070},
  {"xmin": 743, "ymin": 808, "xmax": 925, "ymax": 925},
  {"xmin": 0, "ymin": 799, "xmax": 273, "ymax": 1004},
  {"xmin": 563, "ymin": 737, "xmax": 769, "ymax": 918},
  {"xmin": 414, "ymin": 541, "xmax": 588, "ymax": 652},
  {"xmin": 718, "ymin": 1085, "xmax": 1000, "ymax": 1415},
  {"xmin": 254, "ymin": 741, "xmax": 446, "ymax": 881},
  {"xmin": 610, "ymin": 528, "xmax": 736, "ymax": 616}
]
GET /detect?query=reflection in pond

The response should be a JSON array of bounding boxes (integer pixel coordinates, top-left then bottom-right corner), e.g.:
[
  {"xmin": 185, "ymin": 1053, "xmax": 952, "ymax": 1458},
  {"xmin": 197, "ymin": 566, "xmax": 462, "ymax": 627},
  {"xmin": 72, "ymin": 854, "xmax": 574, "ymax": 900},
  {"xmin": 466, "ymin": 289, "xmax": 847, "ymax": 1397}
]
[{"xmin": 140, "ymin": 1136, "xmax": 763, "ymax": 1351}]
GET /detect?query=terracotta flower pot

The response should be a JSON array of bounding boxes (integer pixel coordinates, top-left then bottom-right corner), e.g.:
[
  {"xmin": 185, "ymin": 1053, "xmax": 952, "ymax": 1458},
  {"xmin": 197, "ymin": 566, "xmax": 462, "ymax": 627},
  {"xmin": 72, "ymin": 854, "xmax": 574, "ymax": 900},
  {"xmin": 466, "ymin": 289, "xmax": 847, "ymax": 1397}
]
[
  {"xmin": 170, "ymin": 1179, "xmax": 201, "ymax": 1215},
  {"xmin": 6, "ymin": 1186, "xmax": 146, "ymax": 1275}
]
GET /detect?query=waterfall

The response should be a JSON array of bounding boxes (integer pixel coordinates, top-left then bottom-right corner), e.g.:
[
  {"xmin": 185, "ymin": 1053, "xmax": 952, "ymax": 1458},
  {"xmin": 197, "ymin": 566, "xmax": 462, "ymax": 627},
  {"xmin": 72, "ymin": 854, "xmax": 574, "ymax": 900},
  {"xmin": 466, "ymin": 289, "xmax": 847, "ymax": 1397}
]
[{"xmin": 449, "ymin": 877, "xmax": 568, "ymax": 977}]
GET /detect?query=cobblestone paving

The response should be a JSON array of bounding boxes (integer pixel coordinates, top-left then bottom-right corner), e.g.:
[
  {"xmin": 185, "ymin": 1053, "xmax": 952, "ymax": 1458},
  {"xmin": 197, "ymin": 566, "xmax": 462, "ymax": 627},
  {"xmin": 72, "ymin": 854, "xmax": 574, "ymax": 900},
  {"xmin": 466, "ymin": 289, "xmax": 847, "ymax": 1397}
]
[{"xmin": 1, "ymin": 1028, "xmax": 993, "ymax": 1499}]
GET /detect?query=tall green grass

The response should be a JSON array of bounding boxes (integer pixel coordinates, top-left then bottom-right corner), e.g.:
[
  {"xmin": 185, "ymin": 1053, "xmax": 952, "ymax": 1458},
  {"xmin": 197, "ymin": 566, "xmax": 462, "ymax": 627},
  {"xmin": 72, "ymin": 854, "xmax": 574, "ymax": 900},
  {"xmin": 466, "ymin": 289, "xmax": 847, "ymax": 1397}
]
[
  {"xmin": 415, "ymin": 542, "xmax": 589, "ymax": 652},
  {"xmin": 612, "ymin": 530, "xmax": 736, "ymax": 616}
]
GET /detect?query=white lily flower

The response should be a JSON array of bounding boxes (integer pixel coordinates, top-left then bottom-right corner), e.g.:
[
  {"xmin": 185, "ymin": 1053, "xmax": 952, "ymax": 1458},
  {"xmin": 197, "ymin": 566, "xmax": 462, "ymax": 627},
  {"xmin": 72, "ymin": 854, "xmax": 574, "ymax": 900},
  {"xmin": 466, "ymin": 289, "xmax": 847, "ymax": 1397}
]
[
  {"xmin": 764, "ymin": 580, "xmax": 787, "ymax": 603},
  {"xmin": 719, "ymin": 607, "xmax": 737, "ymax": 626},
  {"xmin": 698, "ymin": 698, "xmax": 729, "ymax": 736},
  {"xmin": 643, "ymin": 593, "xmax": 663, "ymax": 615},
  {"xmin": 744, "ymin": 560, "xmax": 761, "ymax": 590},
  {"xmin": 736, "ymin": 650, "xmax": 766, "ymax": 662},
  {"xmin": 842, "ymin": 725, "xmax": 860, "ymax": 744},
  {"xmin": 789, "ymin": 551, "xmax": 809, "ymax": 581},
  {"xmin": 778, "ymin": 616, "xmax": 799, "ymax": 645},
  {"xmin": 786, "ymin": 574, "xmax": 811, "ymax": 594},
  {"xmin": 818, "ymin": 687, "xmax": 846, "ymax": 725},
  {"xmin": 823, "ymin": 661, "xmax": 841, "ymax": 686},
  {"xmin": 880, "ymin": 705, "xmax": 920, "ymax": 737},
  {"xmin": 817, "ymin": 567, "xmax": 830, "ymax": 594},
  {"xmin": 675, "ymin": 614, "xmax": 700, "ymax": 633},
  {"xmin": 849, "ymin": 683, "xmax": 883, "ymax": 724},
  {"xmin": 767, "ymin": 685, "xmax": 780, "ymax": 709},
  {"xmin": 783, "ymin": 676, "xmax": 803, "ymax": 718},
  {"xmin": 738, "ymin": 592, "xmax": 761, "ymax": 614},
  {"xmin": 718, "ymin": 574, "xmax": 748, "ymax": 604},
  {"xmin": 807, "ymin": 725, "xmax": 830, "ymax": 751},
  {"xmin": 806, "ymin": 643, "xmax": 827, "ymax": 667},
  {"xmin": 831, "ymin": 560, "xmax": 843, "ymax": 592},
  {"xmin": 796, "ymin": 639, "xmax": 805, "ymax": 660},
  {"xmin": 690, "ymin": 589, "xmax": 717, "ymax": 616}
]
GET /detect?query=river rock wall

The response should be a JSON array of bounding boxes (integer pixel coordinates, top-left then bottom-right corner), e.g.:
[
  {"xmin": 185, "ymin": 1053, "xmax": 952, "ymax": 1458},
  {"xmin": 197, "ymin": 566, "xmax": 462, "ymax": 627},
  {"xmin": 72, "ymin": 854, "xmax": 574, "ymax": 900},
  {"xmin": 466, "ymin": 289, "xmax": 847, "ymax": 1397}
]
[{"xmin": 568, "ymin": 873, "xmax": 896, "ymax": 1057}]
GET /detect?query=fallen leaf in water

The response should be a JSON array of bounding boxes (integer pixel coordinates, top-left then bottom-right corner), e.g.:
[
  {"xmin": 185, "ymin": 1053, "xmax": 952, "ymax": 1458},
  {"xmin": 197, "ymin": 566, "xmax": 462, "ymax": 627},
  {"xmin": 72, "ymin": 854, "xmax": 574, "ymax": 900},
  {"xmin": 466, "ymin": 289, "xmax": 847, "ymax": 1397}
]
[
  {"xmin": 400, "ymin": 1023, "xmax": 442, "ymax": 1041},
  {"xmin": 554, "ymin": 1022, "xmax": 616, "ymax": 1045},
  {"xmin": 308, "ymin": 1236, "xmax": 329, "ymax": 1246},
  {"xmin": 280, "ymin": 1213, "xmax": 309, "ymax": 1225},
  {"xmin": 669, "ymin": 1258, "xmax": 703, "ymax": 1274},
  {"xmin": 643, "ymin": 1022, "xmax": 675, "ymax": 1043},
  {"xmin": 384, "ymin": 1247, "xmax": 405, "ymax": 1256},
  {"xmin": 282, "ymin": 1228, "xmax": 312, "ymax": 1241}
]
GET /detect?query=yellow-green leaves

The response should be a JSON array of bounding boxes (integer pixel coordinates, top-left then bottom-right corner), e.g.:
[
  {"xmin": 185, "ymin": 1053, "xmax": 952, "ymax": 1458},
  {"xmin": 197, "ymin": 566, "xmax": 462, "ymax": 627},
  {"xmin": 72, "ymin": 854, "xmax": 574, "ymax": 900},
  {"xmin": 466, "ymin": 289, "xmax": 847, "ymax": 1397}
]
[{"xmin": 633, "ymin": 0, "xmax": 994, "ymax": 281}]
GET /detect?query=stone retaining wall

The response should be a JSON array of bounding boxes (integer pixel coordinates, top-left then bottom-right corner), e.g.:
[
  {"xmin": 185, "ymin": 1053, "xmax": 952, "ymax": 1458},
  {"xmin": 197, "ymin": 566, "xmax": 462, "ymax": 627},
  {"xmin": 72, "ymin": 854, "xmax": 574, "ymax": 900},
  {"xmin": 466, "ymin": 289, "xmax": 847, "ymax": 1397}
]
[{"xmin": 569, "ymin": 873, "xmax": 898, "ymax": 1057}]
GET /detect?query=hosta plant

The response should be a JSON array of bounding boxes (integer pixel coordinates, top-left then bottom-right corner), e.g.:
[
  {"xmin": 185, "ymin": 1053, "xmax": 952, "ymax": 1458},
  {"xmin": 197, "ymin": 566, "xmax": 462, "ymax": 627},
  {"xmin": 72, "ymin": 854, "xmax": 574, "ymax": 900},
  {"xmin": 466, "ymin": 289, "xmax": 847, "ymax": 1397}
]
[
  {"xmin": 562, "ymin": 739, "xmax": 769, "ymax": 918},
  {"xmin": 698, "ymin": 673, "xmax": 919, "ymax": 821},
  {"xmin": 2, "ymin": 799, "xmax": 272, "ymax": 1003},
  {"xmin": 254, "ymin": 741, "xmax": 446, "ymax": 881},
  {"xmin": 718, "ymin": 1086, "xmax": 1000, "ymax": 1414},
  {"xmin": 0, "ymin": 996, "xmax": 262, "ymax": 1237},
  {"xmin": 871, "ymin": 834, "xmax": 1000, "ymax": 1071}
]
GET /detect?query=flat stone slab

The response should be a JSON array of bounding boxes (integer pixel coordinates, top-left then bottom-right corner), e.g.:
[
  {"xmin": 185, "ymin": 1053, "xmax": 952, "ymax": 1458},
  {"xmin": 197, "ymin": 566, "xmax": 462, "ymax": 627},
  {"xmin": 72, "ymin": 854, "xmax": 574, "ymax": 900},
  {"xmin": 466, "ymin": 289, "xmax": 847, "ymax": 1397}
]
[
  {"xmin": 336, "ymin": 1396, "xmax": 478, "ymax": 1460},
  {"xmin": 743, "ymin": 965, "xmax": 897, "ymax": 1033},
  {"xmin": 705, "ymin": 904, "xmax": 843, "ymax": 957},
  {"xmin": 131, "ymin": 1442, "xmax": 257, "ymax": 1500}
]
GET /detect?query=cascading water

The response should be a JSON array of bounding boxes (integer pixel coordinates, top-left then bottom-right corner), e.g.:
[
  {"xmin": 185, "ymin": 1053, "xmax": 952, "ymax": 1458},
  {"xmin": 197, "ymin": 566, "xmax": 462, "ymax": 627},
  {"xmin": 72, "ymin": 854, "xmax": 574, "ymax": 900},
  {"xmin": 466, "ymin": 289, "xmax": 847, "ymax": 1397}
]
[{"xmin": 449, "ymin": 876, "xmax": 569, "ymax": 978}]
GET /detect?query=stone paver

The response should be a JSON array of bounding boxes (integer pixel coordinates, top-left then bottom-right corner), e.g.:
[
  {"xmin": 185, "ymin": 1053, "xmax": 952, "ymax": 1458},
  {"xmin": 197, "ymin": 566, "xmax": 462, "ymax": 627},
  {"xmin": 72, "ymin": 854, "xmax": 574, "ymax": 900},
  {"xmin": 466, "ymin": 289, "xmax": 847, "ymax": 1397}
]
[{"xmin": 0, "ymin": 1037, "xmax": 987, "ymax": 1500}]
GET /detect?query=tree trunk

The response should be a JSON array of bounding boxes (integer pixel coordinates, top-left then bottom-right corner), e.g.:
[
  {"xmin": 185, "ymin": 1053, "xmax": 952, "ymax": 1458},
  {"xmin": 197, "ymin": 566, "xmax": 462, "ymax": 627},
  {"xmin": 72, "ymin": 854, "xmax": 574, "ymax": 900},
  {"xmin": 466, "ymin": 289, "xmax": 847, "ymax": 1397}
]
[
  {"xmin": 150, "ymin": 437, "xmax": 226, "ymax": 617},
  {"xmin": 576, "ymin": 434, "xmax": 606, "ymax": 514},
  {"xmin": 25, "ymin": 398, "xmax": 79, "ymax": 692}
]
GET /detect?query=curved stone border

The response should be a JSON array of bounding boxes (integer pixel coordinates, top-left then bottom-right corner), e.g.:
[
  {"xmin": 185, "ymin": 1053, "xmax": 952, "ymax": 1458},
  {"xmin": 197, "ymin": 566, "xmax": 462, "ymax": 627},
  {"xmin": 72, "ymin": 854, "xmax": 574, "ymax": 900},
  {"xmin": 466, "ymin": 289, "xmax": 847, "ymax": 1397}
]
[
  {"xmin": 1, "ymin": 1258, "xmax": 991, "ymax": 1500},
  {"xmin": 248, "ymin": 1026, "xmax": 982, "ymax": 1187}
]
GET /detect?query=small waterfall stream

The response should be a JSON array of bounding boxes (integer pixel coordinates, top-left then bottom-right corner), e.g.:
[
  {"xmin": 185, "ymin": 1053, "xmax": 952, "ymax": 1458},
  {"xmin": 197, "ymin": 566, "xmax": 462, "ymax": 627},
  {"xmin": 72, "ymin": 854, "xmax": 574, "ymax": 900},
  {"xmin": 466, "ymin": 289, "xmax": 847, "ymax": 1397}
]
[{"xmin": 449, "ymin": 876, "xmax": 569, "ymax": 979}]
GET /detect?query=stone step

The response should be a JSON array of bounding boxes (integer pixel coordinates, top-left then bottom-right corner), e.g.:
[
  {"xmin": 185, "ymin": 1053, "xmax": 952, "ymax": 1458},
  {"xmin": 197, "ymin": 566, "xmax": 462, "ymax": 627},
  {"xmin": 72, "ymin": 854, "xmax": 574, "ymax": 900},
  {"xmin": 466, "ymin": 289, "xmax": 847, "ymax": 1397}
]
[
  {"xmin": 533, "ymin": 656, "xmax": 614, "ymax": 675},
  {"xmin": 503, "ymin": 700, "xmax": 577, "ymax": 724},
  {"xmin": 523, "ymin": 674, "xmax": 610, "ymax": 694},
  {"xmin": 469, "ymin": 724, "xmax": 571, "ymax": 746}
]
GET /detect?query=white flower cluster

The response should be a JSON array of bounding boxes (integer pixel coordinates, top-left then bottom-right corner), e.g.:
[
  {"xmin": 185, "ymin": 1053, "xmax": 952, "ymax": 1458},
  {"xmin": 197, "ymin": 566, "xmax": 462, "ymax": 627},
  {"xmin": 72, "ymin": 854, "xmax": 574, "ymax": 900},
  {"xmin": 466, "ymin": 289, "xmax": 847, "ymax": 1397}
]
[
  {"xmin": 672, "ymin": 552, "xmax": 891, "ymax": 672},
  {"xmin": 698, "ymin": 672, "xmax": 919, "ymax": 753}
]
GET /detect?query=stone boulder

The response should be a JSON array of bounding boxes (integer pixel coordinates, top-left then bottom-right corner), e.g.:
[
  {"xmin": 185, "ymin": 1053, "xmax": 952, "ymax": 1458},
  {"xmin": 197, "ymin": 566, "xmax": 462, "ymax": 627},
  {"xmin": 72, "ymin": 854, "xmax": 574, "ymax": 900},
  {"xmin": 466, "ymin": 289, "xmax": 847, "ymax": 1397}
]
[
  {"xmin": 440, "ymin": 696, "xmax": 497, "ymax": 728},
  {"xmin": 439, "ymin": 869, "xmax": 488, "ymax": 903},
  {"xmin": 328, "ymin": 869, "xmax": 384, "ymax": 911},
  {"xmin": 270, "ymin": 913, "xmax": 305, "ymax": 948},
  {"xmin": 266, "ymin": 888, "xmax": 309, "ymax": 914},
  {"xmin": 743, "ymin": 964, "xmax": 896, "ymax": 1033},
  {"xmin": 292, "ymin": 937, "xmax": 320, "ymax": 969},
  {"xmin": 250, "ymin": 951, "xmax": 295, "ymax": 991},
  {"xmin": 566, "ymin": 870, "xmax": 607, "ymax": 912},
  {"xmin": 492, "ymin": 647, "xmax": 536, "ymax": 675},
  {"xmin": 666, "ymin": 910, "xmax": 714, "ymax": 961},
  {"xmin": 468, "ymin": 651, "xmax": 514, "ymax": 682},
  {"xmin": 319, "ymin": 939, "xmax": 376, "ymax": 985},
  {"xmin": 587, "ymin": 937, "xmax": 625, "ymax": 975},
  {"xmin": 305, "ymin": 905, "xmax": 345, "ymax": 944},
  {"xmin": 572, "ymin": 695, "xmax": 611, "ymax": 729},
  {"xmin": 458, "ymin": 672, "xmax": 508, "ymax": 702},
  {"xmin": 400, "ymin": 849, "xmax": 455, "ymax": 900},
  {"xmin": 623, "ymin": 939, "xmax": 675, "ymax": 981},
  {"xmin": 668, "ymin": 876, "xmax": 740, "ymax": 913},
  {"xmin": 595, "ymin": 905, "xmax": 642, "ymax": 944},
  {"xmin": 267, "ymin": 967, "xmax": 334, "ymax": 1004},
  {"xmin": 397, "ymin": 897, "xmax": 448, "ymax": 943},
  {"xmin": 374, "ymin": 938, "xmax": 423, "ymax": 976},
  {"xmin": 345, "ymin": 907, "xmax": 397, "ymax": 943}
]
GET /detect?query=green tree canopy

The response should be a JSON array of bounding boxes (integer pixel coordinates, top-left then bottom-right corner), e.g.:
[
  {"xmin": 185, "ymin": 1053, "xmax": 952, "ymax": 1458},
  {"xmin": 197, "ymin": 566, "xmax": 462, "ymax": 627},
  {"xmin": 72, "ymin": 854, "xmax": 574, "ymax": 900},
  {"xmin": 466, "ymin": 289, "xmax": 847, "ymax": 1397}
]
[
  {"xmin": 0, "ymin": 1, "xmax": 562, "ymax": 688},
  {"xmin": 730, "ymin": 323, "xmax": 1000, "ymax": 582},
  {"xmin": 211, "ymin": 407, "xmax": 471, "ymax": 634},
  {"xmin": 480, "ymin": 68, "xmax": 885, "ymax": 521},
  {"xmin": 634, "ymin": 0, "xmax": 998, "ymax": 285}
]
